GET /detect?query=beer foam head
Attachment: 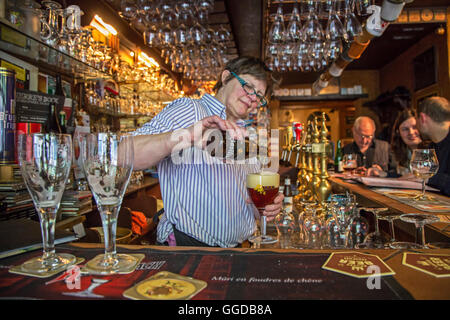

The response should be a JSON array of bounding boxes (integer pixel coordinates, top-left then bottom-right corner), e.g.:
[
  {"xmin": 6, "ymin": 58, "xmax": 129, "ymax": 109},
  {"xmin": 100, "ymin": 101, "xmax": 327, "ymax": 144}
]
[{"xmin": 247, "ymin": 171, "xmax": 279, "ymax": 188}]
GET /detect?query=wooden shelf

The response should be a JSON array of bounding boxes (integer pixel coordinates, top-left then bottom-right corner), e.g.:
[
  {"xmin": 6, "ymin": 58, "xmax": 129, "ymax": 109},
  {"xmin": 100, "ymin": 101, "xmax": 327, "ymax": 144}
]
[
  {"xmin": 0, "ymin": 20, "xmax": 110, "ymax": 80},
  {"xmin": 275, "ymin": 94, "xmax": 368, "ymax": 102}
]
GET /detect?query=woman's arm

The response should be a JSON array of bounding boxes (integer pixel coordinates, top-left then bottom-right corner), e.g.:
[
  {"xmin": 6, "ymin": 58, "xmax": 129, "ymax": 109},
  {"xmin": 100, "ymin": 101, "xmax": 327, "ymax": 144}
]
[{"xmin": 132, "ymin": 115, "xmax": 247, "ymax": 170}]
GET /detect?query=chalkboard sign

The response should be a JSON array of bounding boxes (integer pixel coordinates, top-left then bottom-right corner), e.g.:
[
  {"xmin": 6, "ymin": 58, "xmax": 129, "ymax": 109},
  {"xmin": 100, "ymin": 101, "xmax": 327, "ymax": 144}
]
[{"xmin": 15, "ymin": 89, "xmax": 64, "ymax": 124}]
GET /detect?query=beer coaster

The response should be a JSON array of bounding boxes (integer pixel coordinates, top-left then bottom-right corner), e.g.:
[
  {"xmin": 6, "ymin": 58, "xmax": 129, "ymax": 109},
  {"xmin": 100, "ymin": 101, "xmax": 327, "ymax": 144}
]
[
  {"xmin": 402, "ymin": 252, "xmax": 450, "ymax": 278},
  {"xmin": 81, "ymin": 253, "xmax": 144, "ymax": 275},
  {"xmin": 123, "ymin": 271, "xmax": 207, "ymax": 300},
  {"xmin": 9, "ymin": 257, "xmax": 85, "ymax": 279},
  {"xmin": 322, "ymin": 252, "xmax": 395, "ymax": 278}
]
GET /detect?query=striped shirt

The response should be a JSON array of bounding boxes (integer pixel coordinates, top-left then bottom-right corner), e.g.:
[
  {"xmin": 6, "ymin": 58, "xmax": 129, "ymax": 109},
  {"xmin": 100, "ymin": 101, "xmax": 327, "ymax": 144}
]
[{"xmin": 133, "ymin": 94, "xmax": 260, "ymax": 247}]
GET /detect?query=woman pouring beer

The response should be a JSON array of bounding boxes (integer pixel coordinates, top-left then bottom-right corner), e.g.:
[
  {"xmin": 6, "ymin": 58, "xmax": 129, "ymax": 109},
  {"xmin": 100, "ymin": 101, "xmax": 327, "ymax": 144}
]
[{"xmin": 131, "ymin": 56, "xmax": 284, "ymax": 247}]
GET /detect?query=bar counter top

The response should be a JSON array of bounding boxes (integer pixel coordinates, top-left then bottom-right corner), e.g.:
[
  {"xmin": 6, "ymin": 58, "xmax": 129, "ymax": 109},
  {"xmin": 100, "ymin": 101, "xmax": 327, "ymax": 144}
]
[{"xmin": 0, "ymin": 242, "xmax": 449, "ymax": 301}]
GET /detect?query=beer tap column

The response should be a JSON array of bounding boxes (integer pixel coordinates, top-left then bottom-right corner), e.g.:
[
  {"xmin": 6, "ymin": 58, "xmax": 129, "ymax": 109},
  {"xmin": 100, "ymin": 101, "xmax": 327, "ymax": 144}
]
[
  {"xmin": 309, "ymin": 118, "xmax": 322, "ymax": 202},
  {"xmin": 303, "ymin": 120, "xmax": 314, "ymax": 201},
  {"xmin": 316, "ymin": 112, "xmax": 332, "ymax": 205}
]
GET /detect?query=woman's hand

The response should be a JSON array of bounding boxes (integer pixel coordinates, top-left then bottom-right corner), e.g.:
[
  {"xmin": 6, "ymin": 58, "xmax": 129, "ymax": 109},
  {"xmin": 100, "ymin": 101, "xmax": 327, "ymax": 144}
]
[
  {"xmin": 246, "ymin": 193, "xmax": 284, "ymax": 221},
  {"xmin": 263, "ymin": 193, "xmax": 284, "ymax": 221}
]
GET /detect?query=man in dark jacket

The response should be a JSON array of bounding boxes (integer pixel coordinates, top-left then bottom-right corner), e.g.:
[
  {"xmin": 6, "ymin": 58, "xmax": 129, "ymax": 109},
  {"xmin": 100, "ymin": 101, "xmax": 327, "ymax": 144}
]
[
  {"xmin": 342, "ymin": 116, "xmax": 394, "ymax": 177},
  {"xmin": 416, "ymin": 96, "xmax": 450, "ymax": 196}
]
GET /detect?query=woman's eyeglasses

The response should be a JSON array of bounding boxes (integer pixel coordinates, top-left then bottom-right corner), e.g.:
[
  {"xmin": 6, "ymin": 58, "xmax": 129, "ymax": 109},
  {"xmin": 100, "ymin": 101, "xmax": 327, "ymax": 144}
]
[{"xmin": 230, "ymin": 71, "xmax": 268, "ymax": 107}]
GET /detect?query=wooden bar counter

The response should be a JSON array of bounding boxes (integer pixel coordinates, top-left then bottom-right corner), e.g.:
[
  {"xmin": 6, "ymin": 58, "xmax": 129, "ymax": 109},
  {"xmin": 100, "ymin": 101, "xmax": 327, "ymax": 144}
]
[
  {"xmin": 329, "ymin": 176, "xmax": 450, "ymax": 244},
  {"xmin": 0, "ymin": 243, "xmax": 448, "ymax": 301}
]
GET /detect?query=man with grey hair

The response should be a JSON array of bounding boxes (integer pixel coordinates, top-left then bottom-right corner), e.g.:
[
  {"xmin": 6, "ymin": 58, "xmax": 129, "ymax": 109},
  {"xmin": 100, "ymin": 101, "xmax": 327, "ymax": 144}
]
[
  {"xmin": 342, "ymin": 116, "xmax": 394, "ymax": 177},
  {"xmin": 416, "ymin": 96, "xmax": 450, "ymax": 196}
]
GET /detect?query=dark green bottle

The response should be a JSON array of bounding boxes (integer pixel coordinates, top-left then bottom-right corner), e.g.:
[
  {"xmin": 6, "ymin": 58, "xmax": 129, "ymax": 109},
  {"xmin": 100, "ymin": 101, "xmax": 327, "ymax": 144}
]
[{"xmin": 334, "ymin": 140, "xmax": 343, "ymax": 173}]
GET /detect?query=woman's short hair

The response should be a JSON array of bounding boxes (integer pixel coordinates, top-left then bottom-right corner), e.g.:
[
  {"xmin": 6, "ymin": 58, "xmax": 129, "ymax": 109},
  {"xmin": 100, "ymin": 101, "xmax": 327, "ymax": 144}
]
[{"xmin": 213, "ymin": 56, "xmax": 278, "ymax": 97}]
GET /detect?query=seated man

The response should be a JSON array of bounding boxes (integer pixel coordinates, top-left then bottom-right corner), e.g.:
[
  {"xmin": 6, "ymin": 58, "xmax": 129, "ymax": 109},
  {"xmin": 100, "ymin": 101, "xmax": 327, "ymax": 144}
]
[
  {"xmin": 416, "ymin": 96, "xmax": 450, "ymax": 196},
  {"xmin": 342, "ymin": 116, "xmax": 394, "ymax": 177}
]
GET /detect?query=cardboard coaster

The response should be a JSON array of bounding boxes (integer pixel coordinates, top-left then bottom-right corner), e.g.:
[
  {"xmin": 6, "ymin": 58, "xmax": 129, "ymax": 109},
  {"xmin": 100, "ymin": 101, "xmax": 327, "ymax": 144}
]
[
  {"xmin": 81, "ymin": 253, "xmax": 144, "ymax": 275},
  {"xmin": 123, "ymin": 271, "xmax": 207, "ymax": 300},
  {"xmin": 322, "ymin": 252, "xmax": 396, "ymax": 278},
  {"xmin": 402, "ymin": 252, "xmax": 450, "ymax": 278},
  {"xmin": 9, "ymin": 257, "xmax": 85, "ymax": 279}
]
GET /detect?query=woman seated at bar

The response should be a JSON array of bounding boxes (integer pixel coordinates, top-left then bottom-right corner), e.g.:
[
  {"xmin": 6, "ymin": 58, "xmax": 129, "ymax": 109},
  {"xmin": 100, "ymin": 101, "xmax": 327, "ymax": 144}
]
[
  {"xmin": 389, "ymin": 109, "xmax": 423, "ymax": 178},
  {"xmin": 130, "ymin": 56, "xmax": 283, "ymax": 247}
]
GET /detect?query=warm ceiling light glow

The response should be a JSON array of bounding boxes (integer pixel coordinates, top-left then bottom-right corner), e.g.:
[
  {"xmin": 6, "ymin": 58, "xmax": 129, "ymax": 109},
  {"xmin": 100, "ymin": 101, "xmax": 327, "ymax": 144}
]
[
  {"xmin": 93, "ymin": 15, "xmax": 117, "ymax": 36},
  {"xmin": 139, "ymin": 52, "xmax": 160, "ymax": 68},
  {"xmin": 90, "ymin": 20, "xmax": 109, "ymax": 37}
]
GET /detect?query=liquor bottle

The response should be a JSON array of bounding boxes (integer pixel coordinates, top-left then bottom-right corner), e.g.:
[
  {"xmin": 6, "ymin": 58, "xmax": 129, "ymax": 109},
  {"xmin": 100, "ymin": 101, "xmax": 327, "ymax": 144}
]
[
  {"xmin": 45, "ymin": 102, "xmax": 61, "ymax": 133},
  {"xmin": 59, "ymin": 110, "xmax": 67, "ymax": 134},
  {"xmin": 55, "ymin": 74, "xmax": 65, "ymax": 97},
  {"xmin": 283, "ymin": 177, "xmax": 293, "ymax": 214},
  {"xmin": 334, "ymin": 140, "xmax": 343, "ymax": 173}
]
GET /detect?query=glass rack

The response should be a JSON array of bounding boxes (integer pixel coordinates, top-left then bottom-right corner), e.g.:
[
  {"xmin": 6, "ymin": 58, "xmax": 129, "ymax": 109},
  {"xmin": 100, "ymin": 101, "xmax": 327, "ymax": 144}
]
[{"xmin": 0, "ymin": 19, "xmax": 110, "ymax": 80}]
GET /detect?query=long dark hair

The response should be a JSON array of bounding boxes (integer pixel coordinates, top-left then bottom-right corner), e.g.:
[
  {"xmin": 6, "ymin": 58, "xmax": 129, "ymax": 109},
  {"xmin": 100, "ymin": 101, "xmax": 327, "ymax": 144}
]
[{"xmin": 390, "ymin": 109, "xmax": 420, "ymax": 167}]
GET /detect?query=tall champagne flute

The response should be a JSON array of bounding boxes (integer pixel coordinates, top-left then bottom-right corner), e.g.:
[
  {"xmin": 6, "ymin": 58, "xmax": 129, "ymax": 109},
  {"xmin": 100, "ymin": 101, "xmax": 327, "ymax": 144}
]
[
  {"xmin": 247, "ymin": 171, "xmax": 280, "ymax": 244},
  {"xmin": 18, "ymin": 133, "xmax": 76, "ymax": 273},
  {"xmin": 410, "ymin": 149, "xmax": 439, "ymax": 201},
  {"xmin": 81, "ymin": 132, "xmax": 137, "ymax": 274}
]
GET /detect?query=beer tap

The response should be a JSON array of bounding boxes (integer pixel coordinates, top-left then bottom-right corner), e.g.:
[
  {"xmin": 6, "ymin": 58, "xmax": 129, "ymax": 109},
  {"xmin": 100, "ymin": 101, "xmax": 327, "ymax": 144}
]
[
  {"xmin": 282, "ymin": 126, "xmax": 293, "ymax": 164},
  {"xmin": 309, "ymin": 117, "xmax": 322, "ymax": 201},
  {"xmin": 316, "ymin": 112, "xmax": 332, "ymax": 205},
  {"xmin": 292, "ymin": 122, "xmax": 303, "ymax": 168},
  {"xmin": 303, "ymin": 120, "xmax": 314, "ymax": 201},
  {"xmin": 281, "ymin": 130, "xmax": 289, "ymax": 163}
]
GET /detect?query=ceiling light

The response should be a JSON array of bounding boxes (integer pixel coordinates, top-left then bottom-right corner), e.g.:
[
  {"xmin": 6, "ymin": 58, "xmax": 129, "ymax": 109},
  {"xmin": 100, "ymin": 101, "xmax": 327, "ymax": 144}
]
[
  {"xmin": 138, "ymin": 52, "xmax": 160, "ymax": 68},
  {"xmin": 90, "ymin": 15, "xmax": 117, "ymax": 36}
]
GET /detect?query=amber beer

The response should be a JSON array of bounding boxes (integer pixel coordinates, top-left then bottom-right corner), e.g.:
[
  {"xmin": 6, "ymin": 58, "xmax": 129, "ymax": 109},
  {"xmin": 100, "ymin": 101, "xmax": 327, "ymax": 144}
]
[{"xmin": 247, "ymin": 171, "xmax": 280, "ymax": 210}]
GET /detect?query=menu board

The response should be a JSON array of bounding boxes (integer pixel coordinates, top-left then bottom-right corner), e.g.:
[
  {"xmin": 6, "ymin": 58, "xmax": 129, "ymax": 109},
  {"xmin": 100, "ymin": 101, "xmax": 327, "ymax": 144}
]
[{"xmin": 15, "ymin": 89, "xmax": 64, "ymax": 124}]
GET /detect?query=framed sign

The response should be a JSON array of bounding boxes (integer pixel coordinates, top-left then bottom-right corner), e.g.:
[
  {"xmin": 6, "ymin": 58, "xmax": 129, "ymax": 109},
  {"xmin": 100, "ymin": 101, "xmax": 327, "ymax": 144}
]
[{"xmin": 413, "ymin": 47, "xmax": 437, "ymax": 91}]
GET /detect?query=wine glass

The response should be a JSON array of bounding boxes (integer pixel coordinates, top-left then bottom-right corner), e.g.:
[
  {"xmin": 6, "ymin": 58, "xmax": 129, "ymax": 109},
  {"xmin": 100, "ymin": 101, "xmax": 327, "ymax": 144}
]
[
  {"xmin": 247, "ymin": 171, "xmax": 280, "ymax": 245},
  {"xmin": 347, "ymin": 207, "xmax": 370, "ymax": 248},
  {"xmin": 330, "ymin": 193, "xmax": 356, "ymax": 248},
  {"xmin": 81, "ymin": 132, "xmax": 138, "ymax": 274},
  {"xmin": 410, "ymin": 149, "xmax": 439, "ymax": 201},
  {"xmin": 17, "ymin": 133, "xmax": 76, "ymax": 273},
  {"xmin": 342, "ymin": 153, "xmax": 358, "ymax": 176},
  {"xmin": 286, "ymin": 2, "xmax": 302, "ymax": 43},
  {"xmin": 400, "ymin": 213, "xmax": 441, "ymax": 248},
  {"xmin": 343, "ymin": 0, "xmax": 363, "ymax": 42},
  {"xmin": 377, "ymin": 212, "xmax": 404, "ymax": 249},
  {"xmin": 297, "ymin": 200, "xmax": 317, "ymax": 246},
  {"xmin": 357, "ymin": 207, "xmax": 391, "ymax": 249},
  {"xmin": 303, "ymin": 205, "xmax": 324, "ymax": 249}
]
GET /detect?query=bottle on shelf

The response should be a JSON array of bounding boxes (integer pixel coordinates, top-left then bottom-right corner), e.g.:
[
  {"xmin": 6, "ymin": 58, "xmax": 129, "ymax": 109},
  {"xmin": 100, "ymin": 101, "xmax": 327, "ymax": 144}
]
[
  {"xmin": 59, "ymin": 110, "xmax": 67, "ymax": 134},
  {"xmin": 55, "ymin": 74, "xmax": 65, "ymax": 97},
  {"xmin": 45, "ymin": 102, "xmax": 61, "ymax": 134},
  {"xmin": 334, "ymin": 139, "xmax": 343, "ymax": 173},
  {"xmin": 283, "ymin": 176, "xmax": 293, "ymax": 214}
]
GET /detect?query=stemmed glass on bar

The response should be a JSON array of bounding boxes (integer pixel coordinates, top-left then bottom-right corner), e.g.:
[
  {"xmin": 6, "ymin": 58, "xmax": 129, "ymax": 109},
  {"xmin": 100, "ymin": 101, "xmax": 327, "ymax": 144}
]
[
  {"xmin": 396, "ymin": 213, "xmax": 440, "ymax": 249},
  {"xmin": 247, "ymin": 171, "xmax": 280, "ymax": 245},
  {"xmin": 410, "ymin": 149, "xmax": 439, "ymax": 201},
  {"xmin": 17, "ymin": 133, "xmax": 77, "ymax": 273},
  {"xmin": 81, "ymin": 132, "xmax": 138, "ymax": 274}
]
